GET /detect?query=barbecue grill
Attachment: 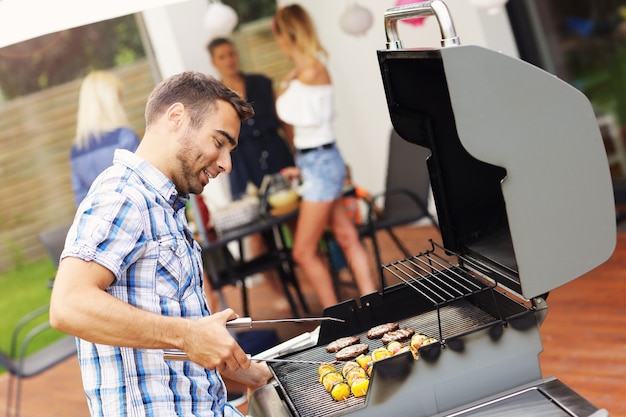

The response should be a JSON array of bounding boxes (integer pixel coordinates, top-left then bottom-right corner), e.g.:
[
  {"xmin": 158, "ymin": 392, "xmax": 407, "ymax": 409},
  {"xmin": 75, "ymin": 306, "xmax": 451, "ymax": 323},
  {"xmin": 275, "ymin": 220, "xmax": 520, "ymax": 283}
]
[{"xmin": 247, "ymin": 2, "xmax": 616, "ymax": 416}]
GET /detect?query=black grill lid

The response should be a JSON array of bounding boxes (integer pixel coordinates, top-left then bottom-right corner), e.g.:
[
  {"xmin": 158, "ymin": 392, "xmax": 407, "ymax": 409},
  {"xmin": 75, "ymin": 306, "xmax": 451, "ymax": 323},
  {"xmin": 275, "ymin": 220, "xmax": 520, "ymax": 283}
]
[{"xmin": 377, "ymin": 1, "xmax": 616, "ymax": 299}]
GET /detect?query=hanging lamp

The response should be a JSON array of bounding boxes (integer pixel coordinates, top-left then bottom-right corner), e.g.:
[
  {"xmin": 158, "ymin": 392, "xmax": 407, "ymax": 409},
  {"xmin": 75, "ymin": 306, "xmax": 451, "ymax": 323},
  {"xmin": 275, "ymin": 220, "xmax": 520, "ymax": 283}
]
[
  {"xmin": 204, "ymin": 1, "xmax": 238, "ymax": 37},
  {"xmin": 340, "ymin": 3, "xmax": 374, "ymax": 36}
]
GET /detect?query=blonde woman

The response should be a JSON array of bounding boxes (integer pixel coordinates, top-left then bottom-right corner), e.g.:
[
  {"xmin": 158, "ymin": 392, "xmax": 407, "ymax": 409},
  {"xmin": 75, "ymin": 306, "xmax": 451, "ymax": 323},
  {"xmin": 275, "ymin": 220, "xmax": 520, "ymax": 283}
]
[
  {"xmin": 273, "ymin": 4, "xmax": 377, "ymax": 308},
  {"xmin": 70, "ymin": 70, "xmax": 140, "ymax": 205}
]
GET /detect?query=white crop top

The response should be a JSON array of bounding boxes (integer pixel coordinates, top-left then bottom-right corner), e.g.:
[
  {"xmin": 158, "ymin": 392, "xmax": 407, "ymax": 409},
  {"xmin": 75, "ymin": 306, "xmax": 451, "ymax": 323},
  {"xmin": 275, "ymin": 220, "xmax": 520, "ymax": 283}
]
[{"xmin": 276, "ymin": 79, "xmax": 335, "ymax": 150}]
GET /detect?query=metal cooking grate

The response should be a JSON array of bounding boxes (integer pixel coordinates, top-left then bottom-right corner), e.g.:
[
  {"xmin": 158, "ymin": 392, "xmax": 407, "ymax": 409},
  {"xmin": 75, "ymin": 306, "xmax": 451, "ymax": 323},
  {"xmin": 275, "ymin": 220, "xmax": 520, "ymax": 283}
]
[
  {"xmin": 381, "ymin": 241, "xmax": 495, "ymax": 307},
  {"xmin": 269, "ymin": 300, "xmax": 498, "ymax": 417}
]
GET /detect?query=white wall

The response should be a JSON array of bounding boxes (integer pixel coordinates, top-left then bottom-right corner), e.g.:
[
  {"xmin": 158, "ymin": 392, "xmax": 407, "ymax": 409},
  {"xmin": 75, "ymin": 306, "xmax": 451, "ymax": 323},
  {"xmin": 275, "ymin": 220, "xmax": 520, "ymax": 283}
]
[
  {"xmin": 141, "ymin": 0, "xmax": 232, "ymax": 208},
  {"xmin": 142, "ymin": 0, "xmax": 216, "ymax": 78},
  {"xmin": 276, "ymin": 0, "xmax": 518, "ymax": 196}
]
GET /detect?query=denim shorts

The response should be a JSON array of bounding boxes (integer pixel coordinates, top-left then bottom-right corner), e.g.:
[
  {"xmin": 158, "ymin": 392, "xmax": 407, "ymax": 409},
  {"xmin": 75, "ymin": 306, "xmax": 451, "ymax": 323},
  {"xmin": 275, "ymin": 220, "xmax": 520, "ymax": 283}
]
[{"xmin": 296, "ymin": 145, "xmax": 346, "ymax": 202}]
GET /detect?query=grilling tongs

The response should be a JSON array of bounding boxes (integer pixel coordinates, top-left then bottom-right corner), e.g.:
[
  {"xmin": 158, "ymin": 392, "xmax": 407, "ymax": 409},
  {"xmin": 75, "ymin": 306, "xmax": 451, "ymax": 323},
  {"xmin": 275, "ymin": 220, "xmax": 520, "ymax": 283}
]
[
  {"xmin": 224, "ymin": 316, "xmax": 343, "ymax": 328},
  {"xmin": 163, "ymin": 350, "xmax": 338, "ymax": 365},
  {"xmin": 163, "ymin": 316, "xmax": 343, "ymax": 363}
]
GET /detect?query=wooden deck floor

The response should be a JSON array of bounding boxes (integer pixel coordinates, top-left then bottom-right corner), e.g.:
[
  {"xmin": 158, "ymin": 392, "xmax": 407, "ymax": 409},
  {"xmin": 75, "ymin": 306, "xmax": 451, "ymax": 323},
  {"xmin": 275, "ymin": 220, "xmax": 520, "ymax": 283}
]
[{"xmin": 1, "ymin": 224, "xmax": 624, "ymax": 416}]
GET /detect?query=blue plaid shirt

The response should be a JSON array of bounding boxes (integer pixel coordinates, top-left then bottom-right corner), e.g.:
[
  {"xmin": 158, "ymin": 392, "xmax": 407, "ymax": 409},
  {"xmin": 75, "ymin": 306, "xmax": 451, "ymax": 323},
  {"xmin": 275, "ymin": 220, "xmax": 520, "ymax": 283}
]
[{"xmin": 63, "ymin": 150, "xmax": 241, "ymax": 417}]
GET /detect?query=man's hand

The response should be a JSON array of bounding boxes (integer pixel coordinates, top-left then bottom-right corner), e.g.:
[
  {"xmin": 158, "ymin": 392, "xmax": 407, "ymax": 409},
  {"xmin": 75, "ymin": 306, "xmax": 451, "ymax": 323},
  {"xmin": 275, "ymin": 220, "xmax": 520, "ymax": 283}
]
[
  {"xmin": 182, "ymin": 309, "xmax": 251, "ymax": 372},
  {"xmin": 222, "ymin": 361, "xmax": 273, "ymax": 392}
]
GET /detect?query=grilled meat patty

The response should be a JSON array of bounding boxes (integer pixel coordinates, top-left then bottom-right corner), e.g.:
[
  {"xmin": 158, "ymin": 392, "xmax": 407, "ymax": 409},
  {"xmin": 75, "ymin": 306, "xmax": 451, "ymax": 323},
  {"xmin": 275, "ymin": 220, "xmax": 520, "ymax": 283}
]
[
  {"xmin": 366, "ymin": 322, "xmax": 399, "ymax": 339},
  {"xmin": 335, "ymin": 343, "xmax": 370, "ymax": 361},
  {"xmin": 381, "ymin": 328, "xmax": 415, "ymax": 344},
  {"xmin": 325, "ymin": 336, "xmax": 361, "ymax": 353}
]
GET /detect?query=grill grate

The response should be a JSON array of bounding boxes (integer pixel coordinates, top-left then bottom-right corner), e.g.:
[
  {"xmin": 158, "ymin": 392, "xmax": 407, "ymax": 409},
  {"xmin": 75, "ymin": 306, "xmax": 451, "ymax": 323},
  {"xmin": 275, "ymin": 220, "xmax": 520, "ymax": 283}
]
[
  {"xmin": 269, "ymin": 300, "xmax": 499, "ymax": 417},
  {"xmin": 381, "ymin": 241, "xmax": 495, "ymax": 307}
]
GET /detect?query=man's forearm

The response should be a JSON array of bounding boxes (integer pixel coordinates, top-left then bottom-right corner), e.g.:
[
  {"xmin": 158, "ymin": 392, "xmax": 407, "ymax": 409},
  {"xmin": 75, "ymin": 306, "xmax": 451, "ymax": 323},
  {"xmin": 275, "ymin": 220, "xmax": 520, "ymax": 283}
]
[{"xmin": 50, "ymin": 256, "xmax": 250, "ymax": 372}]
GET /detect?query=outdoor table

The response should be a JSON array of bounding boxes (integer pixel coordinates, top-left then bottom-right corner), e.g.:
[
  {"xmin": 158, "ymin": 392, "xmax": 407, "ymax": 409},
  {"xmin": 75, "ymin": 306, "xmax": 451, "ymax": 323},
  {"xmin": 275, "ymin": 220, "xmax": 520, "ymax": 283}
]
[{"xmin": 201, "ymin": 209, "xmax": 308, "ymax": 317}]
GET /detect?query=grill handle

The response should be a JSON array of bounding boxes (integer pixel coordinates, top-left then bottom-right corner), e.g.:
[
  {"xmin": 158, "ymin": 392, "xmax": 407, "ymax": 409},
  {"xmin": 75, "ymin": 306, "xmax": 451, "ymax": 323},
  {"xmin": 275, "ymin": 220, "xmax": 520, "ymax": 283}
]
[{"xmin": 384, "ymin": 0, "xmax": 460, "ymax": 50}]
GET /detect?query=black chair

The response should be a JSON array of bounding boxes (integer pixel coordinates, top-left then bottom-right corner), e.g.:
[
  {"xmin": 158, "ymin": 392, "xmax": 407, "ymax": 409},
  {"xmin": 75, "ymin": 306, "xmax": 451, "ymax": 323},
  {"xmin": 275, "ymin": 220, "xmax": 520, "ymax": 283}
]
[
  {"xmin": 359, "ymin": 129, "xmax": 439, "ymax": 287},
  {"xmin": 0, "ymin": 305, "xmax": 77, "ymax": 417},
  {"xmin": 38, "ymin": 223, "xmax": 71, "ymax": 287},
  {"xmin": 202, "ymin": 227, "xmax": 309, "ymax": 318},
  {"xmin": 0, "ymin": 224, "xmax": 79, "ymax": 417}
]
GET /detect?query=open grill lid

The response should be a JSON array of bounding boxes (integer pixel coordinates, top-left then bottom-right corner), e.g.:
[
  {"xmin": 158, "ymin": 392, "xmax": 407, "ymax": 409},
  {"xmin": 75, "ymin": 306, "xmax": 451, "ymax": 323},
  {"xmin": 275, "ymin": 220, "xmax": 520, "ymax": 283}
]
[{"xmin": 378, "ymin": 1, "xmax": 616, "ymax": 299}]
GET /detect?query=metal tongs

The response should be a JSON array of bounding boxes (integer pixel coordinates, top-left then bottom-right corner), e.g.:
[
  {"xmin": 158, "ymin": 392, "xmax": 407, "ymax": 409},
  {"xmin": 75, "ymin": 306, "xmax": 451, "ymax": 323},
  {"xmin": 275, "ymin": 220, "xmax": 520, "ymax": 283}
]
[
  {"xmin": 225, "ymin": 316, "xmax": 343, "ymax": 328},
  {"xmin": 163, "ymin": 316, "xmax": 344, "ymax": 363},
  {"xmin": 163, "ymin": 350, "xmax": 338, "ymax": 365}
]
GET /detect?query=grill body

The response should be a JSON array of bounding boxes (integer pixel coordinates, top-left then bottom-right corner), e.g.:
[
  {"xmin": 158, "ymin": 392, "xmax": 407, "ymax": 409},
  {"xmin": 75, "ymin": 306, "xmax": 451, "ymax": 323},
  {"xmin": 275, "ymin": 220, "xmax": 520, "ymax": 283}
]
[
  {"xmin": 248, "ymin": 1, "xmax": 615, "ymax": 416},
  {"xmin": 263, "ymin": 292, "xmax": 544, "ymax": 417}
]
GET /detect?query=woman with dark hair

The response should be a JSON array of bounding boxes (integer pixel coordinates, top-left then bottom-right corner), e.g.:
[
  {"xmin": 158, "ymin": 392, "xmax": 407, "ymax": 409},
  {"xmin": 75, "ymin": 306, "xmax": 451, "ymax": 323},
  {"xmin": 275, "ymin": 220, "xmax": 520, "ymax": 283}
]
[
  {"xmin": 207, "ymin": 37, "xmax": 294, "ymax": 199},
  {"xmin": 207, "ymin": 37, "xmax": 295, "ymax": 311}
]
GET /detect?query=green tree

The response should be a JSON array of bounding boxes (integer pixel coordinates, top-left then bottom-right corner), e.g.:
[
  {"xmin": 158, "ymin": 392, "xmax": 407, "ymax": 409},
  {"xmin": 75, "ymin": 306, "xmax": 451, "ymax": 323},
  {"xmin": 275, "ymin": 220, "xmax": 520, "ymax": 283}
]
[
  {"xmin": 223, "ymin": 0, "xmax": 277, "ymax": 26},
  {"xmin": 0, "ymin": 15, "xmax": 145, "ymax": 100}
]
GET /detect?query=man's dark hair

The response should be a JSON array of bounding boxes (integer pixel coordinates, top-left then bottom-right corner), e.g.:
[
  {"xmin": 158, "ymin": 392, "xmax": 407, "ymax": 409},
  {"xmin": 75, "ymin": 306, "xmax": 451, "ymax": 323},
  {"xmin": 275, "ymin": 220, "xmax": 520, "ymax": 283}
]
[{"xmin": 145, "ymin": 71, "xmax": 253, "ymax": 128}]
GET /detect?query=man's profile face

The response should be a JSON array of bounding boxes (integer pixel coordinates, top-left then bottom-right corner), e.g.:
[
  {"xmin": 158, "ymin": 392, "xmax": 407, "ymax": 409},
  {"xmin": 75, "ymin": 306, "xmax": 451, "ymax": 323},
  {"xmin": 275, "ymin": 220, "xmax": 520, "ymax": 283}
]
[{"xmin": 173, "ymin": 100, "xmax": 240, "ymax": 195}]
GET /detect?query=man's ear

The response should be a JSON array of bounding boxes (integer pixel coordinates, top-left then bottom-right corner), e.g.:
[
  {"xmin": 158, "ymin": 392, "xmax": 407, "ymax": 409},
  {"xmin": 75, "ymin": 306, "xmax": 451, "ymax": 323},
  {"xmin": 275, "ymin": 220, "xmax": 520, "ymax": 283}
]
[{"xmin": 166, "ymin": 102, "xmax": 185, "ymax": 129}]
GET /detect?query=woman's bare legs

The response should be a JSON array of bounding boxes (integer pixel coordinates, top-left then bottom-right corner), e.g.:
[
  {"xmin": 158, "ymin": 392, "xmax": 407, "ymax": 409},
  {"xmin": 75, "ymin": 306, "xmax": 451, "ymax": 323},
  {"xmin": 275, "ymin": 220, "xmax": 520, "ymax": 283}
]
[
  {"xmin": 291, "ymin": 199, "xmax": 338, "ymax": 309},
  {"xmin": 329, "ymin": 200, "xmax": 378, "ymax": 296}
]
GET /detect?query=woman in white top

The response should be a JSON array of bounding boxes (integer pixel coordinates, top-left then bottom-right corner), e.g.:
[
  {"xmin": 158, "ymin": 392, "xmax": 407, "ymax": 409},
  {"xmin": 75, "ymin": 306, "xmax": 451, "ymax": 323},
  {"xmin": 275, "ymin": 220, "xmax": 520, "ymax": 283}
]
[{"xmin": 273, "ymin": 4, "xmax": 377, "ymax": 308}]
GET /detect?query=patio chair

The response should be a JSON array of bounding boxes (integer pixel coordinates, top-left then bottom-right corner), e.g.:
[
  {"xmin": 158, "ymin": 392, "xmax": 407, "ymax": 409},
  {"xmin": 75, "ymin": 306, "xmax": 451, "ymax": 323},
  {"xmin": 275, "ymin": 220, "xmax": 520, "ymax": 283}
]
[
  {"xmin": 202, "ymin": 231, "xmax": 309, "ymax": 318},
  {"xmin": 359, "ymin": 129, "xmax": 439, "ymax": 287},
  {"xmin": 38, "ymin": 223, "xmax": 71, "ymax": 288},
  {"xmin": 0, "ymin": 305, "xmax": 77, "ymax": 417}
]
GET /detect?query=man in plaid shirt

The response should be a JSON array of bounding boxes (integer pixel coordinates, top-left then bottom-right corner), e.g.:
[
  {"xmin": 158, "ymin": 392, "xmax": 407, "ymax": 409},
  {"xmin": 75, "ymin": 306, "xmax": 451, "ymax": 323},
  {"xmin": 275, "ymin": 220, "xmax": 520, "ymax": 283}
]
[{"xmin": 50, "ymin": 72, "xmax": 271, "ymax": 416}]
